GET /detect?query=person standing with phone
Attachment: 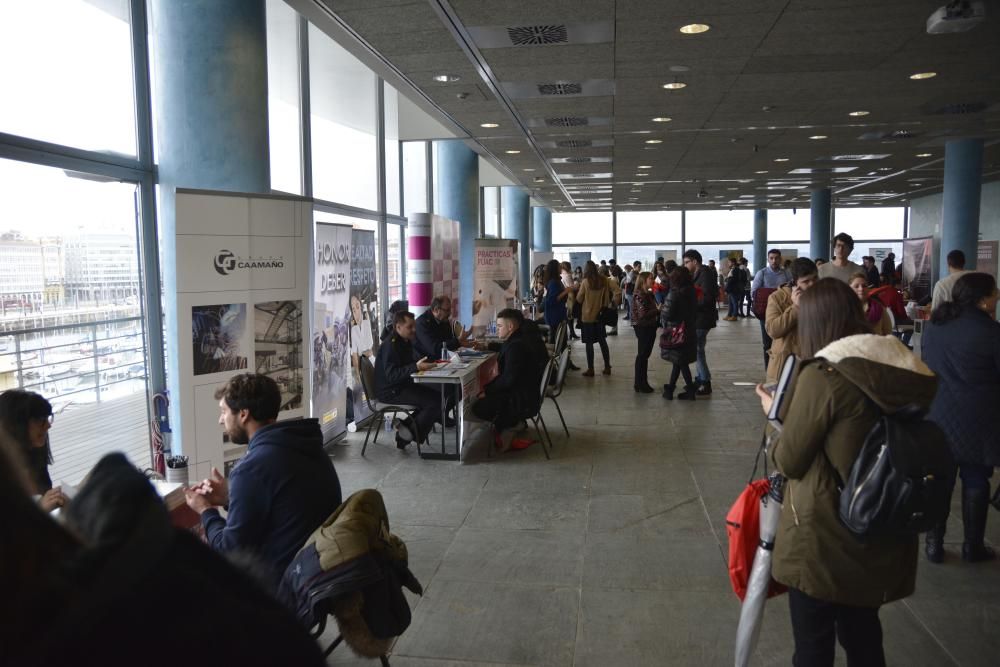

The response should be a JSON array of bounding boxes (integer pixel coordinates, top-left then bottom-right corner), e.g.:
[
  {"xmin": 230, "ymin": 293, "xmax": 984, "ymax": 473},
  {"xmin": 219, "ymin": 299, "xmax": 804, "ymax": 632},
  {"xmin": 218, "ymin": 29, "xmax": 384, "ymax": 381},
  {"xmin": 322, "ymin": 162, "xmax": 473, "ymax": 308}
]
[{"xmin": 764, "ymin": 258, "xmax": 819, "ymax": 383}]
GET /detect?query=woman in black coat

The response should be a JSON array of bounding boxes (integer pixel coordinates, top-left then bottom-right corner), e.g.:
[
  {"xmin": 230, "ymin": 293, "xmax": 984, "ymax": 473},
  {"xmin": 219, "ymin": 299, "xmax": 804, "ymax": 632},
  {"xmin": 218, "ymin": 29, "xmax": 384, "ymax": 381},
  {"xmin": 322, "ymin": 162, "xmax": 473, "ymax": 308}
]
[
  {"xmin": 922, "ymin": 272, "xmax": 1000, "ymax": 563},
  {"xmin": 661, "ymin": 266, "xmax": 698, "ymax": 400}
]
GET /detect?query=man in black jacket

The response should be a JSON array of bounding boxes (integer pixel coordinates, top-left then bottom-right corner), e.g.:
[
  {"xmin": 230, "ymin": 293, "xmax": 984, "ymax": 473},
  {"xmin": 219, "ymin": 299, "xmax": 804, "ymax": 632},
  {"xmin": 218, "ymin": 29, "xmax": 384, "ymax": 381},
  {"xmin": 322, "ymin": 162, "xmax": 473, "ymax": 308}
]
[
  {"xmin": 472, "ymin": 309, "xmax": 546, "ymax": 451},
  {"xmin": 413, "ymin": 295, "xmax": 471, "ymax": 360},
  {"xmin": 683, "ymin": 249, "xmax": 718, "ymax": 396},
  {"xmin": 184, "ymin": 373, "xmax": 342, "ymax": 586},
  {"xmin": 375, "ymin": 310, "xmax": 441, "ymax": 448}
]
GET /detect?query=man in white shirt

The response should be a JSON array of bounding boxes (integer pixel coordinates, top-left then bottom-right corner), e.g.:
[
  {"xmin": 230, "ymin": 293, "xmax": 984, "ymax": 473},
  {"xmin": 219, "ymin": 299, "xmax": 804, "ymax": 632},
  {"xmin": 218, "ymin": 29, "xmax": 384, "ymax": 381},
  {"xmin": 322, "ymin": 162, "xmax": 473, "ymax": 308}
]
[
  {"xmin": 818, "ymin": 233, "xmax": 864, "ymax": 283},
  {"xmin": 931, "ymin": 249, "xmax": 973, "ymax": 310}
]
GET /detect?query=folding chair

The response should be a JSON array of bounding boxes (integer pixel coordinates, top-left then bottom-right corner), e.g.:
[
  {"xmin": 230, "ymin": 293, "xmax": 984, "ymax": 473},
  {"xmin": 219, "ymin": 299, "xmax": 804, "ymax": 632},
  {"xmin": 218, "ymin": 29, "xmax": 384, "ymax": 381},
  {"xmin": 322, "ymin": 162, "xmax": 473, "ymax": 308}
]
[
  {"xmin": 358, "ymin": 355, "xmax": 418, "ymax": 456},
  {"xmin": 486, "ymin": 357, "xmax": 553, "ymax": 460},
  {"xmin": 311, "ymin": 617, "xmax": 390, "ymax": 665},
  {"xmin": 544, "ymin": 347, "xmax": 571, "ymax": 439}
]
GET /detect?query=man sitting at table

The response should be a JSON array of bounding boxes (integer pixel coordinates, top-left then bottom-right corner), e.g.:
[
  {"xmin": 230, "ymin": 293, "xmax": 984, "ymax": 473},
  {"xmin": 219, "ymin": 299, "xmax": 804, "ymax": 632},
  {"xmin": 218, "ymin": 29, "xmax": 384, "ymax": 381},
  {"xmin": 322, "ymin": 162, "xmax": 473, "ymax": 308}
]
[
  {"xmin": 472, "ymin": 309, "xmax": 547, "ymax": 452},
  {"xmin": 376, "ymin": 310, "xmax": 443, "ymax": 449},
  {"xmin": 183, "ymin": 373, "xmax": 342, "ymax": 587},
  {"xmin": 414, "ymin": 295, "xmax": 471, "ymax": 360}
]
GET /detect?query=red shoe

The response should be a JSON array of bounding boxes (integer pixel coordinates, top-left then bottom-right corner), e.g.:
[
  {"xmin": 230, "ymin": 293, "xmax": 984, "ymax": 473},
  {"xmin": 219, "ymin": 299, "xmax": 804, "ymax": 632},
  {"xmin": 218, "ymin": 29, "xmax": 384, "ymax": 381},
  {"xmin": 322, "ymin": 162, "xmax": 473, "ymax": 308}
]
[{"xmin": 510, "ymin": 437, "xmax": 535, "ymax": 450}]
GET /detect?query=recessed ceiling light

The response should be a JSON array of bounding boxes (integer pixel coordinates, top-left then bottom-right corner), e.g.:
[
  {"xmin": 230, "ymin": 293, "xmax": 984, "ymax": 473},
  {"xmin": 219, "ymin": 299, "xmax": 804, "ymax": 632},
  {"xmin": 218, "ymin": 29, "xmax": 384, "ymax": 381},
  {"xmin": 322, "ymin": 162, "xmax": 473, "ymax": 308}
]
[
  {"xmin": 916, "ymin": 152, "xmax": 932, "ymax": 158},
  {"xmin": 636, "ymin": 172, "xmax": 649, "ymax": 176},
  {"xmin": 652, "ymin": 117, "xmax": 673, "ymax": 123},
  {"xmin": 645, "ymin": 139, "xmax": 663, "ymax": 144},
  {"xmin": 523, "ymin": 168, "xmax": 535, "ymax": 172},
  {"xmin": 635, "ymin": 130, "xmax": 652, "ymax": 134},
  {"xmin": 849, "ymin": 110, "xmax": 870, "ymax": 117},
  {"xmin": 909, "ymin": 72, "xmax": 937, "ymax": 80},
  {"xmin": 679, "ymin": 23, "xmax": 711, "ymax": 34},
  {"xmin": 432, "ymin": 74, "xmax": 460, "ymax": 83},
  {"xmin": 480, "ymin": 122, "xmax": 499, "ymax": 128},
  {"xmin": 877, "ymin": 167, "xmax": 893, "ymax": 172},
  {"xmin": 637, "ymin": 165, "xmax": 652, "ymax": 169},
  {"xmin": 755, "ymin": 170, "xmax": 768, "ymax": 174},
  {"xmin": 774, "ymin": 158, "xmax": 789, "ymax": 162},
  {"xmin": 662, "ymin": 82, "xmax": 687, "ymax": 90},
  {"xmin": 809, "ymin": 135, "xmax": 828, "ymax": 140},
  {"xmin": 505, "ymin": 150, "xmax": 521, "ymax": 154}
]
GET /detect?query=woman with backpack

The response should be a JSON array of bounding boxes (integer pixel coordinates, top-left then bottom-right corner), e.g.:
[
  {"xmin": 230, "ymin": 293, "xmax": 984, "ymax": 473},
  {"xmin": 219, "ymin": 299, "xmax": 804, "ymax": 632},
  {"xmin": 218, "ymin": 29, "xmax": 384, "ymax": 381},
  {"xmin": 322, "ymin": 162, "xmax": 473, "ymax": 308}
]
[
  {"xmin": 660, "ymin": 266, "xmax": 698, "ymax": 400},
  {"xmin": 754, "ymin": 278, "xmax": 937, "ymax": 666},
  {"xmin": 922, "ymin": 272, "xmax": 1000, "ymax": 564},
  {"xmin": 576, "ymin": 261, "xmax": 612, "ymax": 377}
]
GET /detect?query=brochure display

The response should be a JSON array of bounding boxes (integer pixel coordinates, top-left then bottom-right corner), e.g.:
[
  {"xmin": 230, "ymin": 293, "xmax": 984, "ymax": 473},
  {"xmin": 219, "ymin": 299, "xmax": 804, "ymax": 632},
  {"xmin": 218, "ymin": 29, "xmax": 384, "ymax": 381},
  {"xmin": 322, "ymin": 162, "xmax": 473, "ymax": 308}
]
[
  {"xmin": 903, "ymin": 237, "xmax": 934, "ymax": 304},
  {"xmin": 472, "ymin": 238, "xmax": 519, "ymax": 335},
  {"xmin": 406, "ymin": 213, "xmax": 460, "ymax": 317},
  {"xmin": 172, "ymin": 190, "xmax": 312, "ymax": 480},
  {"xmin": 349, "ymin": 229, "xmax": 378, "ymax": 424},
  {"xmin": 313, "ymin": 222, "xmax": 352, "ymax": 441}
]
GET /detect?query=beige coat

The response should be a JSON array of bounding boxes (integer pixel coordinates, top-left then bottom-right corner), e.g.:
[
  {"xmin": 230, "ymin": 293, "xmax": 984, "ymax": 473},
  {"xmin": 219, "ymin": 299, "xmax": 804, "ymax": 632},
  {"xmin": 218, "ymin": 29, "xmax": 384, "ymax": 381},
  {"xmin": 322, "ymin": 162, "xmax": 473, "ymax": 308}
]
[
  {"xmin": 764, "ymin": 286, "xmax": 797, "ymax": 382},
  {"xmin": 576, "ymin": 277, "xmax": 611, "ymax": 323}
]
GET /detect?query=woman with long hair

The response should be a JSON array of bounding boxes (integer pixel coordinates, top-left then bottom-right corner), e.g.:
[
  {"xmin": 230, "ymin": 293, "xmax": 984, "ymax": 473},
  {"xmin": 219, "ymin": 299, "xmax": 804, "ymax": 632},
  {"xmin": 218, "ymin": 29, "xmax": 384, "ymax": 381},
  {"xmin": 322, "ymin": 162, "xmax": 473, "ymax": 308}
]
[
  {"xmin": 848, "ymin": 272, "xmax": 892, "ymax": 335},
  {"xmin": 922, "ymin": 272, "xmax": 1000, "ymax": 564},
  {"xmin": 543, "ymin": 259, "xmax": 571, "ymax": 345},
  {"xmin": 576, "ymin": 260, "xmax": 612, "ymax": 376},
  {"xmin": 660, "ymin": 266, "xmax": 698, "ymax": 400},
  {"xmin": 630, "ymin": 271, "xmax": 658, "ymax": 393},
  {"xmin": 755, "ymin": 278, "xmax": 933, "ymax": 666},
  {"xmin": 651, "ymin": 261, "xmax": 668, "ymax": 306},
  {"xmin": 0, "ymin": 389, "xmax": 67, "ymax": 512},
  {"xmin": 559, "ymin": 261, "xmax": 579, "ymax": 340}
]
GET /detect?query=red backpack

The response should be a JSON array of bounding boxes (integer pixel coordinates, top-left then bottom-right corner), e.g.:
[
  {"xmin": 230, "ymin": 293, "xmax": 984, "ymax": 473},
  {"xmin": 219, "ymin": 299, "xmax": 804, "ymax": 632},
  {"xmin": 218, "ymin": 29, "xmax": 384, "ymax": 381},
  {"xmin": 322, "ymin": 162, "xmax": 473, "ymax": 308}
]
[
  {"xmin": 726, "ymin": 476, "xmax": 788, "ymax": 600},
  {"xmin": 751, "ymin": 287, "xmax": 776, "ymax": 320}
]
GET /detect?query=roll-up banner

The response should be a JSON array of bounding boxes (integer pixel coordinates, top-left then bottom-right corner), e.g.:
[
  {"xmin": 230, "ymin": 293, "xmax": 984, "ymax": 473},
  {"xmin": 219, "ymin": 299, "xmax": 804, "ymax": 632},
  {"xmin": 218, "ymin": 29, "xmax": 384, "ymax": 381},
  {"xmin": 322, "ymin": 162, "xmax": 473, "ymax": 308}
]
[
  {"xmin": 313, "ymin": 222, "xmax": 352, "ymax": 442},
  {"xmin": 473, "ymin": 238, "xmax": 519, "ymax": 335},
  {"xmin": 902, "ymin": 236, "xmax": 934, "ymax": 304},
  {"xmin": 406, "ymin": 213, "xmax": 459, "ymax": 317},
  {"xmin": 568, "ymin": 252, "xmax": 591, "ymax": 272},
  {"xmin": 349, "ymin": 229, "xmax": 378, "ymax": 425},
  {"xmin": 978, "ymin": 240, "xmax": 998, "ymax": 280},
  {"xmin": 173, "ymin": 190, "xmax": 312, "ymax": 480}
]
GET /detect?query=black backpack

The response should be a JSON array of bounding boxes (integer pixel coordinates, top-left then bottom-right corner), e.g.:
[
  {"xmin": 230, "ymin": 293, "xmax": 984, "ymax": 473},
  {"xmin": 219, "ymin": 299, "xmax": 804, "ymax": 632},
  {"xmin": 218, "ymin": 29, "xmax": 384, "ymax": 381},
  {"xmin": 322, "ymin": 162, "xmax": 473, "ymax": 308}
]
[{"xmin": 830, "ymin": 405, "xmax": 955, "ymax": 539}]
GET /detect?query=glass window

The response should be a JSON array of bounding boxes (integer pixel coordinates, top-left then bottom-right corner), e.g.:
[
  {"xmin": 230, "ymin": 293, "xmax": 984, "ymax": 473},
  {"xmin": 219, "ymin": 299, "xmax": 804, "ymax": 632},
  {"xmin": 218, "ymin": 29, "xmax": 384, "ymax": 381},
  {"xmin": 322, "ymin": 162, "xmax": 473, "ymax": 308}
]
[
  {"xmin": 835, "ymin": 207, "xmax": 906, "ymax": 240},
  {"xmin": 266, "ymin": 0, "xmax": 302, "ymax": 195},
  {"xmin": 616, "ymin": 211, "xmax": 682, "ymax": 244},
  {"xmin": 0, "ymin": 0, "xmax": 136, "ymax": 156},
  {"xmin": 615, "ymin": 245, "xmax": 682, "ymax": 271},
  {"xmin": 383, "ymin": 83, "xmax": 401, "ymax": 216},
  {"xmin": 309, "ymin": 26, "xmax": 377, "ymax": 210},
  {"xmin": 0, "ymin": 158, "xmax": 150, "ymax": 484},
  {"xmin": 552, "ymin": 212, "xmax": 613, "ymax": 245},
  {"xmin": 386, "ymin": 221, "xmax": 404, "ymax": 304},
  {"xmin": 685, "ymin": 210, "xmax": 753, "ymax": 243},
  {"xmin": 402, "ymin": 141, "xmax": 428, "ymax": 218},
  {"xmin": 685, "ymin": 243, "xmax": 755, "ymax": 274},
  {"xmin": 482, "ymin": 187, "xmax": 500, "ymax": 238},
  {"xmin": 766, "ymin": 208, "xmax": 810, "ymax": 242}
]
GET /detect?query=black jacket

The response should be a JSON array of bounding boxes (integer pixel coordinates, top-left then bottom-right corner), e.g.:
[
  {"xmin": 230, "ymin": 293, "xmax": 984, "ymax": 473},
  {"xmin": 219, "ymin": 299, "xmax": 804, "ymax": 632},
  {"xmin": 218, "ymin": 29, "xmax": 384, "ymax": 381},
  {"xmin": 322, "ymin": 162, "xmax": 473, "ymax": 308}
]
[
  {"xmin": 661, "ymin": 285, "xmax": 698, "ymax": 365},
  {"xmin": 414, "ymin": 310, "xmax": 459, "ymax": 359},
  {"xmin": 693, "ymin": 266, "xmax": 719, "ymax": 330},
  {"xmin": 375, "ymin": 333, "xmax": 419, "ymax": 400},
  {"xmin": 923, "ymin": 308, "xmax": 1000, "ymax": 465},
  {"xmin": 485, "ymin": 328, "xmax": 544, "ymax": 416},
  {"xmin": 201, "ymin": 419, "xmax": 342, "ymax": 585}
]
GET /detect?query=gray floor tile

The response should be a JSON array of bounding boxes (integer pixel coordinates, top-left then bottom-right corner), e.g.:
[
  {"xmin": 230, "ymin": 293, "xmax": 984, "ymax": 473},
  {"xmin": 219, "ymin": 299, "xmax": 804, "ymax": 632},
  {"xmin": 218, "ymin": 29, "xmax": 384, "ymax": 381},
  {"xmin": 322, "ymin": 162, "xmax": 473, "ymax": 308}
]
[
  {"xmin": 464, "ymin": 490, "xmax": 590, "ymax": 532},
  {"xmin": 435, "ymin": 526, "xmax": 585, "ymax": 587}
]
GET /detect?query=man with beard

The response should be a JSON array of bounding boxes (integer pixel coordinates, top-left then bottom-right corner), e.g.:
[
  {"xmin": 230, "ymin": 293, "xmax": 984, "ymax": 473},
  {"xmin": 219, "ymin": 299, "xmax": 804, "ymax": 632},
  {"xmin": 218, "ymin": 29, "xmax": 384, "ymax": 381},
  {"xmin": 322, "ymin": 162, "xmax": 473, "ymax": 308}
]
[{"xmin": 184, "ymin": 373, "xmax": 342, "ymax": 585}]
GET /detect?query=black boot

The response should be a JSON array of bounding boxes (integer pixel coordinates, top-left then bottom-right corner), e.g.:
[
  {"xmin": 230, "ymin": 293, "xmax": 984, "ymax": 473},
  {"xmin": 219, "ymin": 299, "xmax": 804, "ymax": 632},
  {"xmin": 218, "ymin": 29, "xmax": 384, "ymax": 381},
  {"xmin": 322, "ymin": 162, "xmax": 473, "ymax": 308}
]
[
  {"xmin": 678, "ymin": 384, "xmax": 698, "ymax": 401},
  {"xmin": 925, "ymin": 521, "xmax": 946, "ymax": 564},
  {"xmin": 962, "ymin": 487, "xmax": 997, "ymax": 563},
  {"xmin": 696, "ymin": 380, "xmax": 713, "ymax": 396},
  {"xmin": 661, "ymin": 384, "xmax": 675, "ymax": 400}
]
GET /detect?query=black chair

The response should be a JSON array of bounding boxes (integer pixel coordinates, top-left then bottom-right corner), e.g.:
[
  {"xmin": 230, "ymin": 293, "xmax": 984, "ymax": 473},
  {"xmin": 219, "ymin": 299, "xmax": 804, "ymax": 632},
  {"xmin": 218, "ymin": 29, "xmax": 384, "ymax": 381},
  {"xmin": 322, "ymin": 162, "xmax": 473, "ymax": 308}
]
[
  {"xmin": 544, "ymin": 347, "xmax": 571, "ymax": 439},
  {"xmin": 358, "ymin": 355, "xmax": 418, "ymax": 456}
]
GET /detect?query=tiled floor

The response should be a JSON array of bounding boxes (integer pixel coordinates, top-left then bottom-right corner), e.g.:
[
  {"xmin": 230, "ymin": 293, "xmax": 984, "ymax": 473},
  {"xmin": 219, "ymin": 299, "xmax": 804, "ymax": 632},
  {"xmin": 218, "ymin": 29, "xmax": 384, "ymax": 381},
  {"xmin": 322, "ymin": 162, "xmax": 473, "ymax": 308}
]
[{"xmin": 322, "ymin": 315, "xmax": 1000, "ymax": 666}]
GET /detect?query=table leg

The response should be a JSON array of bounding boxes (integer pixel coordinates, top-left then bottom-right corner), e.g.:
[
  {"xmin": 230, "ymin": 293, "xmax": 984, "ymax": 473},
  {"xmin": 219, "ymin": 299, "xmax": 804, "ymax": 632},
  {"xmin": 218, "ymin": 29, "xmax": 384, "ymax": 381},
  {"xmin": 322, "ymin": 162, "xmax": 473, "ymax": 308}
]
[{"xmin": 439, "ymin": 382, "xmax": 447, "ymax": 455}]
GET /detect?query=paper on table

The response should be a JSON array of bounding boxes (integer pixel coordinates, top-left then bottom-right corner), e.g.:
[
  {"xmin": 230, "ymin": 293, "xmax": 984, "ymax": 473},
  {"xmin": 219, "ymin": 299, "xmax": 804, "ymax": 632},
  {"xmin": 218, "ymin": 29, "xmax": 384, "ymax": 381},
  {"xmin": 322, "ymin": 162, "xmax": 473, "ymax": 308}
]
[{"xmin": 419, "ymin": 369, "xmax": 455, "ymax": 377}]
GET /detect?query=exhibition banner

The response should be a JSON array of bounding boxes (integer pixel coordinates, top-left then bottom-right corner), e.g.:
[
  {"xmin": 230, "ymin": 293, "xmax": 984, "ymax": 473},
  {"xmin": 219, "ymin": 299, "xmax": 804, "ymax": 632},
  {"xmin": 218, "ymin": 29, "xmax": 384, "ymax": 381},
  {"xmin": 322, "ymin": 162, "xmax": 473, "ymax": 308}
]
[
  {"xmin": 172, "ymin": 190, "xmax": 312, "ymax": 480},
  {"xmin": 406, "ymin": 213, "xmax": 460, "ymax": 317},
  {"xmin": 978, "ymin": 240, "xmax": 998, "ymax": 280},
  {"xmin": 902, "ymin": 237, "xmax": 934, "ymax": 304},
  {"xmin": 655, "ymin": 249, "xmax": 677, "ymax": 264},
  {"xmin": 568, "ymin": 251, "xmax": 591, "ymax": 271},
  {"xmin": 349, "ymin": 229, "xmax": 378, "ymax": 425},
  {"xmin": 473, "ymin": 238, "xmax": 519, "ymax": 335},
  {"xmin": 313, "ymin": 222, "xmax": 352, "ymax": 441},
  {"xmin": 870, "ymin": 247, "xmax": 893, "ymax": 264}
]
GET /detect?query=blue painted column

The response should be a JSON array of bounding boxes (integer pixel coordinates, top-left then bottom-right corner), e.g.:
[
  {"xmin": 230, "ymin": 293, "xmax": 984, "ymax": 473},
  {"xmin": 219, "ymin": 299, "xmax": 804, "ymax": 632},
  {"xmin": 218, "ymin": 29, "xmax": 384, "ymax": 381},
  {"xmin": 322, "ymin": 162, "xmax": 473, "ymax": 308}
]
[
  {"xmin": 433, "ymin": 140, "xmax": 479, "ymax": 325},
  {"xmin": 532, "ymin": 206, "xmax": 552, "ymax": 252},
  {"xmin": 502, "ymin": 187, "xmax": 531, "ymax": 299},
  {"xmin": 149, "ymin": 0, "xmax": 270, "ymax": 449},
  {"xmin": 753, "ymin": 208, "xmax": 767, "ymax": 273},
  {"xmin": 941, "ymin": 138, "xmax": 983, "ymax": 272},
  {"xmin": 810, "ymin": 188, "xmax": 832, "ymax": 261}
]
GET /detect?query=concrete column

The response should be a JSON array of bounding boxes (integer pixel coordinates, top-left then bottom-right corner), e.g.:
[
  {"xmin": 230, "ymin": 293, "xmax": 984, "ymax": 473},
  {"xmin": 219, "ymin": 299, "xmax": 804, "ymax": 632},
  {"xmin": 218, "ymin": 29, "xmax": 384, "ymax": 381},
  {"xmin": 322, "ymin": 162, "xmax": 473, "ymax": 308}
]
[
  {"xmin": 753, "ymin": 208, "xmax": 767, "ymax": 273},
  {"xmin": 502, "ymin": 186, "xmax": 531, "ymax": 299},
  {"xmin": 810, "ymin": 188, "xmax": 832, "ymax": 261},
  {"xmin": 148, "ymin": 0, "xmax": 270, "ymax": 451},
  {"xmin": 941, "ymin": 138, "xmax": 984, "ymax": 272},
  {"xmin": 532, "ymin": 206, "xmax": 552, "ymax": 252},
  {"xmin": 433, "ymin": 140, "xmax": 479, "ymax": 324}
]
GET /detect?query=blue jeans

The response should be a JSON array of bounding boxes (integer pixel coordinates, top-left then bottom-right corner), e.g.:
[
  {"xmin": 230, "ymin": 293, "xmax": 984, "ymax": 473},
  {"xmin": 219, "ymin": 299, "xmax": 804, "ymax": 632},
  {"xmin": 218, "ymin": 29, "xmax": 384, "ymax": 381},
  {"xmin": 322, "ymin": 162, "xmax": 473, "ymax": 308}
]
[
  {"xmin": 695, "ymin": 328, "xmax": 711, "ymax": 382},
  {"xmin": 727, "ymin": 290, "xmax": 743, "ymax": 317}
]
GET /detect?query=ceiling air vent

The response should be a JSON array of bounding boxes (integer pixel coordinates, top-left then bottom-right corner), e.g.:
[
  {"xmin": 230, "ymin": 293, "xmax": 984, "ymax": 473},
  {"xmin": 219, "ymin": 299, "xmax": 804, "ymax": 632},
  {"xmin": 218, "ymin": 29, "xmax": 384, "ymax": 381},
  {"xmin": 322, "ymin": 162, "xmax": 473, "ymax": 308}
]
[
  {"xmin": 545, "ymin": 116, "xmax": 588, "ymax": 127},
  {"xmin": 564, "ymin": 157, "xmax": 592, "ymax": 163},
  {"xmin": 922, "ymin": 100, "xmax": 990, "ymax": 115},
  {"xmin": 557, "ymin": 139, "xmax": 592, "ymax": 148},
  {"xmin": 538, "ymin": 82, "xmax": 582, "ymax": 96},
  {"xmin": 507, "ymin": 25, "xmax": 569, "ymax": 46}
]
